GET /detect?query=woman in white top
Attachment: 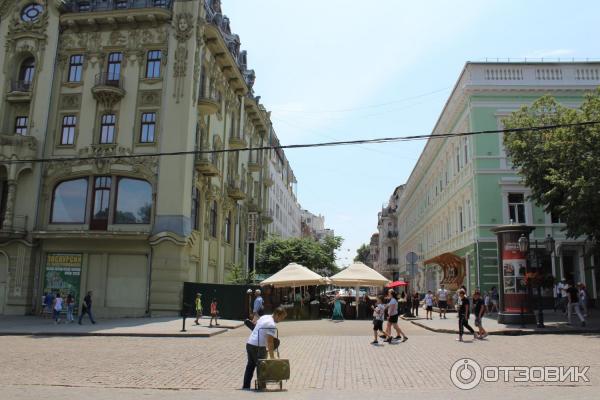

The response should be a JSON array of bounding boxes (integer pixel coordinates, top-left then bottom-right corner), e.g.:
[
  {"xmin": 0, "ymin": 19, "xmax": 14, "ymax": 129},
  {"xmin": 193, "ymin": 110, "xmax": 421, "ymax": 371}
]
[{"xmin": 52, "ymin": 293, "xmax": 63, "ymax": 324}]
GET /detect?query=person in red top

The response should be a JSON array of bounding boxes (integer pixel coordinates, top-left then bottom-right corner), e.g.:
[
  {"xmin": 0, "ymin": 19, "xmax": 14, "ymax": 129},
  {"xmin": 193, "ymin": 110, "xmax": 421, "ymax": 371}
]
[{"xmin": 210, "ymin": 298, "xmax": 220, "ymax": 327}]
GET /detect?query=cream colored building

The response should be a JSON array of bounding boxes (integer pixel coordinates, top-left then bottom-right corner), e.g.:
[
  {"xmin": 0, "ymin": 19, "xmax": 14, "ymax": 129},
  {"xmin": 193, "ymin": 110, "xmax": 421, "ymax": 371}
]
[
  {"xmin": 0, "ymin": 0, "xmax": 281, "ymax": 316},
  {"xmin": 374, "ymin": 185, "xmax": 403, "ymax": 280}
]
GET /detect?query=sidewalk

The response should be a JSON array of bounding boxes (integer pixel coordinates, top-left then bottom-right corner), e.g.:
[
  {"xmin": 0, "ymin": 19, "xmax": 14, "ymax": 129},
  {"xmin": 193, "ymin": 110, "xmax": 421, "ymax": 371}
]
[
  {"xmin": 403, "ymin": 309, "xmax": 600, "ymax": 335},
  {"xmin": 0, "ymin": 315, "xmax": 244, "ymax": 337}
]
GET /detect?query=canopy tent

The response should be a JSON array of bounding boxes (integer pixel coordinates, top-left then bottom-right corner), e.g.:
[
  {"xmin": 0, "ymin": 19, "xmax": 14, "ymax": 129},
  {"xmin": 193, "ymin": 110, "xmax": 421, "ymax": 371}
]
[
  {"xmin": 259, "ymin": 262, "xmax": 326, "ymax": 288},
  {"xmin": 330, "ymin": 262, "xmax": 390, "ymax": 317}
]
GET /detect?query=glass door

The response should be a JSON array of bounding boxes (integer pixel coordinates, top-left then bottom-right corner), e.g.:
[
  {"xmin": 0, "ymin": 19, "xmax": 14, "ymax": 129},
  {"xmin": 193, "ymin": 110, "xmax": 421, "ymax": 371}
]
[{"xmin": 90, "ymin": 177, "xmax": 111, "ymax": 230}]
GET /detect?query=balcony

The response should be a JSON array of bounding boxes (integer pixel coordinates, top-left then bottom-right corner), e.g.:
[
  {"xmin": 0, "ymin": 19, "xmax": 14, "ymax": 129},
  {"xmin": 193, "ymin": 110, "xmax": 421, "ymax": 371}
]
[
  {"xmin": 386, "ymin": 258, "xmax": 399, "ymax": 266},
  {"xmin": 92, "ymin": 73, "xmax": 125, "ymax": 108},
  {"xmin": 387, "ymin": 230, "xmax": 398, "ymax": 239},
  {"xmin": 195, "ymin": 154, "xmax": 220, "ymax": 177},
  {"xmin": 0, "ymin": 133, "xmax": 37, "ymax": 161},
  {"xmin": 227, "ymin": 179, "xmax": 246, "ymax": 201},
  {"xmin": 263, "ymin": 174, "xmax": 274, "ymax": 187},
  {"xmin": 261, "ymin": 210, "xmax": 274, "ymax": 224},
  {"xmin": 228, "ymin": 134, "xmax": 247, "ymax": 150},
  {"xmin": 248, "ymin": 154, "xmax": 261, "ymax": 172},
  {"xmin": 197, "ymin": 95, "xmax": 220, "ymax": 115},
  {"xmin": 6, "ymin": 80, "xmax": 32, "ymax": 102},
  {"xmin": 61, "ymin": 1, "xmax": 173, "ymax": 27}
]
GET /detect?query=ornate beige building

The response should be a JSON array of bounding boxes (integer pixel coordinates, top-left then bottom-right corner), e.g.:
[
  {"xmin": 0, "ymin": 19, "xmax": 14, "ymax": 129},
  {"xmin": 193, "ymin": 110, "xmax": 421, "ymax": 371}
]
[{"xmin": 0, "ymin": 0, "xmax": 277, "ymax": 316}]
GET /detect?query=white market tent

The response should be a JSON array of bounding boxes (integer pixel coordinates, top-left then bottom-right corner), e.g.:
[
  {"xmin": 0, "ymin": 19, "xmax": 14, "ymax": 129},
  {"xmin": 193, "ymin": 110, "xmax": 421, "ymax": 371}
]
[
  {"xmin": 330, "ymin": 262, "xmax": 390, "ymax": 317},
  {"xmin": 259, "ymin": 262, "xmax": 326, "ymax": 288}
]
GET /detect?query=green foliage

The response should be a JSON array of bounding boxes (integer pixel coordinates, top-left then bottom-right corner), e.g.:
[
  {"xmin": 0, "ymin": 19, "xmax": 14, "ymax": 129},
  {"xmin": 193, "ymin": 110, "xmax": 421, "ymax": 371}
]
[
  {"xmin": 225, "ymin": 263, "xmax": 255, "ymax": 285},
  {"xmin": 502, "ymin": 89, "xmax": 600, "ymax": 241},
  {"xmin": 354, "ymin": 243, "xmax": 370, "ymax": 263},
  {"xmin": 256, "ymin": 236, "xmax": 344, "ymax": 276}
]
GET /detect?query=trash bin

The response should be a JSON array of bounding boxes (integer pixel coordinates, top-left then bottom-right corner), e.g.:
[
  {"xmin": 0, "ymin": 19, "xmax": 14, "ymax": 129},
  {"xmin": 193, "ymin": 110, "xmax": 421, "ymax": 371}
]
[{"xmin": 310, "ymin": 301, "xmax": 320, "ymax": 319}]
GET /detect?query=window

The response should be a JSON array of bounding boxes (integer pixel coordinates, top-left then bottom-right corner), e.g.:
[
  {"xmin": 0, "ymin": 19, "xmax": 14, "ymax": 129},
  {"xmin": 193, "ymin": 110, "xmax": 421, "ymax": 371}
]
[
  {"xmin": 551, "ymin": 212, "xmax": 562, "ymax": 224},
  {"xmin": 225, "ymin": 211, "xmax": 232, "ymax": 243},
  {"xmin": 19, "ymin": 57, "xmax": 35, "ymax": 87},
  {"xmin": 463, "ymin": 138, "xmax": 469, "ymax": 164},
  {"xmin": 15, "ymin": 116, "xmax": 28, "ymax": 135},
  {"xmin": 100, "ymin": 114, "xmax": 116, "ymax": 144},
  {"xmin": 60, "ymin": 115, "xmax": 76, "ymax": 145},
  {"xmin": 115, "ymin": 178, "xmax": 152, "ymax": 224},
  {"xmin": 210, "ymin": 201, "xmax": 218, "ymax": 238},
  {"xmin": 508, "ymin": 193, "xmax": 526, "ymax": 223},
  {"xmin": 191, "ymin": 188, "xmax": 200, "ymax": 230},
  {"xmin": 21, "ymin": 4, "xmax": 44, "ymax": 22},
  {"xmin": 140, "ymin": 112, "xmax": 156, "ymax": 143},
  {"xmin": 154, "ymin": 0, "xmax": 168, "ymax": 6},
  {"xmin": 91, "ymin": 177, "xmax": 111, "ymax": 230},
  {"xmin": 115, "ymin": 0, "xmax": 128, "ymax": 8},
  {"xmin": 458, "ymin": 207, "xmax": 464, "ymax": 233},
  {"xmin": 78, "ymin": 2, "xmax": 90, "ymax": 11},
  {"xmin": 68, "ymin": 55, "xmax": 84, "ymax": 82},
  {"xmin": 456, "ymin": 147, "xmax": 461, "ymax": 173},
  {"xmin": 145, "ymin": 50, "xmax": 161, "ymax": 79},
  {"xmin": 51, "ymin": 179, "xmax": 88, "ymax": 223},
  {"xmin": 106, "ymin": 52, "xmax": 122, "ymax": 83}
]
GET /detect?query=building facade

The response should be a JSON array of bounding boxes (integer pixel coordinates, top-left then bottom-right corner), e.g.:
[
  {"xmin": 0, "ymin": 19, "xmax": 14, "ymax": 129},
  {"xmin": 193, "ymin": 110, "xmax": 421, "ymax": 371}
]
[
  {"xmin": 0, "ymin": 0, "xmax": 284, "ymax": 316},
  {"xmin": 264, "ymin": 130, "xmax": 301, "ymax": 239},
  {"xmin": 396, "ymin": 61, "xmax": 600, "ymax": 301},
  {"xmin": 300, "ymin": 209, "xmax": 334, "ymax": 241},
  {"xmin": 375, "ymin": 185, "xmax": 403, "ymax": 279}
]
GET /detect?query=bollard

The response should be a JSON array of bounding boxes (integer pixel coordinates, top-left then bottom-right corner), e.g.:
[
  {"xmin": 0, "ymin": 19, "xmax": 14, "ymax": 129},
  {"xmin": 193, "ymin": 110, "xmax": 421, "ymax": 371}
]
[{"xmin": 181, "ymin": 314, "xmax": 187, "ymax": 332}]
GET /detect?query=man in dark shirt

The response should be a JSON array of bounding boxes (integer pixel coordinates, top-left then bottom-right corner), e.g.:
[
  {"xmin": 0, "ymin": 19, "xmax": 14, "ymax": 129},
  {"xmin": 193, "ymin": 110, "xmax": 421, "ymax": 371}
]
[
  {"xmin": 472, "ymin": 291, "xmax": 487, "ymax": 339},
  {"xmin": 78, "ymin": 290, "xmax": 96, "ymax": 325},
  {"xmin": 457, "ymin": 289, "xmax": 476, "ymax": 342},
  {"xmin": 566, "ymin": 282, "xmax": 585, "ymax": 326}
]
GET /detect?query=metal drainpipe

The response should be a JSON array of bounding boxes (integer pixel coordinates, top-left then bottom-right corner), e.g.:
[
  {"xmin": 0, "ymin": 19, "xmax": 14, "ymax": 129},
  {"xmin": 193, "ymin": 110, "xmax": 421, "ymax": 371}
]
[
  {"xmin": 475, "ymin": 240, "xmax": 481, "ymax": 289},
  {"xmin": 146, "ymin": 246, "xmax": 153, "ymax": 316}
]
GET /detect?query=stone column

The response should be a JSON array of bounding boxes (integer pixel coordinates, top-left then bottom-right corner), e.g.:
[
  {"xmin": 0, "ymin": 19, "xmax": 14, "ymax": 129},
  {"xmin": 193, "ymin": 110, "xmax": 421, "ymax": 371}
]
[{"xmin": 2, "ymin": 180, "xmax": 16, "ymax": 231}]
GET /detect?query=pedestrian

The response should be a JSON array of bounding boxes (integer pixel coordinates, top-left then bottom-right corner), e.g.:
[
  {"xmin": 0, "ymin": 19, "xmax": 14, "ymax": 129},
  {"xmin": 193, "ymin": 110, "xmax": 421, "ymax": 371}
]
[
  {"xmin": 331, "ymin": 292, "xmax": 344, "ymax": 321},
  {"xmin": 437, "ymin": 284, "xmax": 449, "ymax": 319},
  {"xmin": 411, "ymin": 291, "xmax": 420, "ymax": 316},
  {"xmin": 567, "ymin": 281, "xmax": 585, "ymax": 327},
  {"xmin": 65, "ymin": 293, "xmax": 75, "ymax": 323},
  {"xmin": 399, "ymin": 291, "xmax": 407, "ymax": 315},
  {"xmin": 44, "ymin": 291, "xmax": 54, "ymax": 318},
  {"xmin": 252, "ymin": 289, "xmax": 264, "ymax": 323},
  {"xmin": 424, "ymin": 290, "xmax": 434, "ymax": 320},
  {"xmin": 242, "ymin": 307, "xmax": 287, "ymax": 390},
  {"xmin": 78, "ymin": 290, "xmax": 96, "ymax": 325},
  {"xmin": 558, "ymin": 279, "xmax": 569, "ymax": 314},
  {"xmin": 384, "ymin": 289, "xmax": 408, "ymax": 343},
  {"xmin": 578, "ymin": 283, "xmax": 589, "ymax": 318},
  {"xmin": 472, "ymin": 291, "xmax": 488, "ymax": 339},
  {"xmin": 209, "ymin": 298, "xmax": 220, "ymax": 327},
  {"xmin": 371, "ymin": 295, "xmax": 387, "ymax": 344},
  {"xmin": 194, "ymin": 293, "xmax": 203, "ymax": 325},
  {"xmin": 52, "ymin": 292, "xmax": 63, "ymax": 324},
  {"xmin": 456, "ymin": 289, "xmax": 476, "ymax": 342},
  {"xmin": 484, "ymin": 291, "xmax": 490, "ymax": 313},
  {"xmin": 490, "ymin": 286, "xmax": 499, "ymax": 313}
]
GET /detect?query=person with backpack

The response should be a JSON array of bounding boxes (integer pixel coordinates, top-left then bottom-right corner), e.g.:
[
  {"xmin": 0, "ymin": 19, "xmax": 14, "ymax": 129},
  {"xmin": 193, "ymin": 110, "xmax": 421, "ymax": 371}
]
[{"xmin": 472, "ymin": 291, "xmax": 488, "ymax": 339}]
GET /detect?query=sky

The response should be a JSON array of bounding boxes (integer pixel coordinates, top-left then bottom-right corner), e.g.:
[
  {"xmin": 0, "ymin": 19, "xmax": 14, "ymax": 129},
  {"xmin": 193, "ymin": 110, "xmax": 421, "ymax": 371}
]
[{"xmin": 223, "ymin": 0, "xmax": 600, "ymax": 267}]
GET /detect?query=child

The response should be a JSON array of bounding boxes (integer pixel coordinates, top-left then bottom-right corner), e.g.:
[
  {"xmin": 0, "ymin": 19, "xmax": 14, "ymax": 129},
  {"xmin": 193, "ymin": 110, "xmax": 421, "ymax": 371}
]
[
  {"xmin": 194, "ymin": 293, "xmax": 202, "ymax": 325},
  {"xmin": 370, "ymin": 296, "xmax": 387, "ymax": 344},
  {"xmin": 209, "ymin": 298, "xmax": 220, "ymax": 327},
  {"xmin": 473, "ymin": 291, "xmax": 488, "ymax": 339},
  {"xmin": 424, "ymin": 290, "xmax": 434, "ymax": 320}
]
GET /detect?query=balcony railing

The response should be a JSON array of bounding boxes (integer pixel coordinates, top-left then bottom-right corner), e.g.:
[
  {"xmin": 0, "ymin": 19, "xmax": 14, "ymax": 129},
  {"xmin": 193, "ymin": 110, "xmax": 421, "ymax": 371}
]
[
  {"xmin": 65, "ymin": 0, "xmax": 173, "ymax": 13},
  {"xmin": 94, "ymin": 73, "xmax": 124, "ymax": 89},
  {"xmin": 387, "ymin": 230, "xmax": 398, "ymax": 238},
  {"xmin": 10, "ymin": 80, "xmax": 32, "ymax": 92},
  {"xmin": 387, "ymin": 258, "xmax": 399, "ymax": 266}
]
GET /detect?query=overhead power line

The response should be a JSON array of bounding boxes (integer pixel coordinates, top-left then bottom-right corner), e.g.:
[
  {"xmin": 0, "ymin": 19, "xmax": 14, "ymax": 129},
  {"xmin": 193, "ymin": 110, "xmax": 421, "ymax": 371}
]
[{"xmin": 3, "ymin": 120, "xmax": 599, "ymax": 165}]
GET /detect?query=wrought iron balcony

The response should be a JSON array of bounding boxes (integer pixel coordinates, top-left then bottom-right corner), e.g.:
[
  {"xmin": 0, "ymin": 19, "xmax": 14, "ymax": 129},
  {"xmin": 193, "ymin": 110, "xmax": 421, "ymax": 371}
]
[
  {"xmin": 387, "ymin": 230, "xmax": 399, "ymax": 239},
  {"xmin": 195, "ymin": 153, "xmax": 220, "ymax": 177},
  {"xmin": 261, "ymin": 210, "xmax": 274, "ymax": 224},
  {"xmin": 7, "ymin": 80, "xmax": 33, "ymax": 102},
  {"xmin": 227, "ymin": 178, "xmax": 246, "ymax": 201},
  {"xmin": 386, "ymin": 258, "xmax": 399, "ymax": 266},
  {"xmin": 92, "ymin": 73, "xmax": 125, "ymax": 108},
  {"xmin": 228, "ymin": 134, "xmax": 247, "ymax": 150},
  {"xmin": 64, "ymin": 0, "xmax": 172, "ymax": 13}
]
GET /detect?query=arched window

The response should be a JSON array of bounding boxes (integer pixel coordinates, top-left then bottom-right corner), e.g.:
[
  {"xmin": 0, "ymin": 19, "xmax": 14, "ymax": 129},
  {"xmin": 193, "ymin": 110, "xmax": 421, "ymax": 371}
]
[
  {"xmin": 225, "ymin": 211, "xmax": 232, "ymax": 243},
  {"xmin": 210, "ymin": 200, "xmax": 218, "ymax": 238},
  {"xmin": 114, "ymin": 178, "xmax": 152, "ymax": 224},
  {"xmin": 19, "ymin": 57, "xmax": 35, "ymax": 87},
  {"xmin": 51, "ymin": 178, "xmax": 88, "ymax": 223}
]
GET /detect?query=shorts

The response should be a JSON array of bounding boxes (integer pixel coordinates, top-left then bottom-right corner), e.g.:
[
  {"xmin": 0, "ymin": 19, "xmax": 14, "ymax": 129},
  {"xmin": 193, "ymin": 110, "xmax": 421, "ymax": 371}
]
[
  {"xmin": 438, "ymin": 300, "xmax": 448, "ymax": 309},
  {"xmin": 373, "ymin": 319, "xmax": 383, "ymax": 331},
  {"xmin": 388, "ymin": 314, "xmax": 399, "ymax": 324},
  {"xmin": 211, "ymin": 312, "xmax": 218, "ymax": 317},
  {"xmin": 426, "ymin": 305, "xmax": 433, "ymax": 311},
  {"xmin": 475, "ymin": 317, "xmax": 482, "ymax": 327}
]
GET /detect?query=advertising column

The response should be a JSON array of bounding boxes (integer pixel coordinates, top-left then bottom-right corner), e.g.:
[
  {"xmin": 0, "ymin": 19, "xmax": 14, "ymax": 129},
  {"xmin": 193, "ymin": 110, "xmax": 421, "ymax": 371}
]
[{"xmin": 491, "ymin": 225, "xmax": 536, "ymax": 324}]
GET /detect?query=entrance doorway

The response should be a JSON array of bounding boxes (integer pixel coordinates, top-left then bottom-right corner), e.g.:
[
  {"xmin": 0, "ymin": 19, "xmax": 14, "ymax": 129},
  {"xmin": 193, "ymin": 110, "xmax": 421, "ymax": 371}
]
[{"xmin": 562, "ymin": 250, "xmax": 579, "ymax": 284}]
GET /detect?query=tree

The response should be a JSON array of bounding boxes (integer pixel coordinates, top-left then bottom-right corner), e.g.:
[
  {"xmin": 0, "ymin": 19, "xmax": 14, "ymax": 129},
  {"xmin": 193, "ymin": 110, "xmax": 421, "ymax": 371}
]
[
  {"xmin": 225, "ymin": 263, "xmax": 255, "ymax": 285},
  {"xmin": 354, "ymin": 243, "xmax": 371, "ymax": 264},
  {"xmin": 502, "ymin": 89, "xmax": 600, "ymax": 242},
  {"xmin": 256, "ymin": 236, "xmax": 343, "ymax": 276}
]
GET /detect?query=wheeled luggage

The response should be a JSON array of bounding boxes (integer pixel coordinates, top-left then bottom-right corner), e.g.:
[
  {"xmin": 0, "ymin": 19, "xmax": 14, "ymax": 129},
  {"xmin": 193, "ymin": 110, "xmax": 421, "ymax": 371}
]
[{"xmin": 255, "ymin": 328, "xmax": 289, "ymax": 391}]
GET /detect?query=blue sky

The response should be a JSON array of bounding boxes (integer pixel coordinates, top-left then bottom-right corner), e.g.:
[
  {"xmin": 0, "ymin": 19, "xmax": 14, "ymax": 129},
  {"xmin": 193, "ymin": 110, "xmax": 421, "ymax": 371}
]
[{"xmin": 224, "ymin": 0, "xmax": 600, "ymax": 266}]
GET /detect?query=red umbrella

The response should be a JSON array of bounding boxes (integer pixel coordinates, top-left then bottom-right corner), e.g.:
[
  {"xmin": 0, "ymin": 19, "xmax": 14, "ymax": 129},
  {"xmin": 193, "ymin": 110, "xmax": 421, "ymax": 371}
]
[{"xmin": 386, "ymin": 280, "xmax": 408, "ymax": 288}]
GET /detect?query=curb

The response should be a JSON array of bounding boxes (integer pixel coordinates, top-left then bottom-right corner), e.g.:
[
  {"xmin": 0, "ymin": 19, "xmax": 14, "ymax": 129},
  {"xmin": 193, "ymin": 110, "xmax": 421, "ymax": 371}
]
[
  {"xmin": 0, "ymin": 328, "xmax": 232, "ymax": 338},
  {"xmin": 407, "ymin": 319, "xmax": 600, "ymax": 336}
]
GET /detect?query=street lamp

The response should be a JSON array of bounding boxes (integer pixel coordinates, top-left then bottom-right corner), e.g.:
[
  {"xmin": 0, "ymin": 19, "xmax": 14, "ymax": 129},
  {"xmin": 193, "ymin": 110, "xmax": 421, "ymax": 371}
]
[{"xmin": 246, "ymin": 288, "xmax": 253, "ymax": 319}]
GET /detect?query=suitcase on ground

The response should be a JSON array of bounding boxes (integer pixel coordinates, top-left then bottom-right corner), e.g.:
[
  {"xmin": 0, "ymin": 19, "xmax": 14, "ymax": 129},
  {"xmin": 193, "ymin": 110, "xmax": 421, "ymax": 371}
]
[{"xmin": 255, "ymin": 328, "xmax": 289, "ymax": 391}]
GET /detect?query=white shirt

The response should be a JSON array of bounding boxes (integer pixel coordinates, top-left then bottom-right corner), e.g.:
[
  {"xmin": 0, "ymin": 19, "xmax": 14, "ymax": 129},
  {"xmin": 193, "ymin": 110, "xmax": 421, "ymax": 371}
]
[
  {"xmin": 387, "ymin": 298, "xmax": 398, "ymax": 316},
  {"xmin": 247, "ymin": 315, "xmax": 276, "ymax": 347},
  {"xmin": 437, "ymin": 289, "xmax": 448, "ymax": 301},
  {"xmin": 424, "ymin": 294, "xmax": 434, "ymax": 307},
  {"xmin": 54, "ymin": 297, "xmax": 63, "ymax": 311},
  {"xmin": 558, "ymin": 282, "xmax": 568, "ymax": 297}
]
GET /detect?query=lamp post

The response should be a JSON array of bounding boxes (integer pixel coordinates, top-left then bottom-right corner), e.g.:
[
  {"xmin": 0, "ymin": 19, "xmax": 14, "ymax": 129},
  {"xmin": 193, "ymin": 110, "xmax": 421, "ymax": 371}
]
[{"xmin": 246, "ymin": 288, "xmax": 253, "ymax": 319}]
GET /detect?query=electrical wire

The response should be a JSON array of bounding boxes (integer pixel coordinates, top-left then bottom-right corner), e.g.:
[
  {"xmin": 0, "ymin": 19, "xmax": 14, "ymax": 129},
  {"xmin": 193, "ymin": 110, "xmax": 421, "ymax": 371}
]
[{"xmin": 3, "ymin": 120, "xmax": 599, "ymax": 165}]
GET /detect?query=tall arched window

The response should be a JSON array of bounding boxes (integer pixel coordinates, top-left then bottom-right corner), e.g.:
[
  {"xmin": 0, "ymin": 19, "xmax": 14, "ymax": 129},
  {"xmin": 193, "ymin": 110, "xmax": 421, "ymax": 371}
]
[
  {"xmin": 210, "ymin": 200, "xmax": 218, "ymax": 238},
  {"xmin": 114, "ymin": 178, "xmax": 152, "ymax": 224},
  {"xmin": 51, "ymin": 178, "xmax": 88, "ymax": 223},
  {"xmin": 19, "ymin": 57, "xmax": 35, "ymax": 88},
  {"xmin": 225, "ymin": 211, "xmax": 232, "ymax": 243}
]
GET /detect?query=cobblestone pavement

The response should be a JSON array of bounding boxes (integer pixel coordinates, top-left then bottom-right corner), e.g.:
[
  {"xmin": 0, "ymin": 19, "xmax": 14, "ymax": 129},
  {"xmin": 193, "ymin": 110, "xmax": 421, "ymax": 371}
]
[{"xmin": 1, "ymin": 320, "xmax": 599, "ymax": 399}]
